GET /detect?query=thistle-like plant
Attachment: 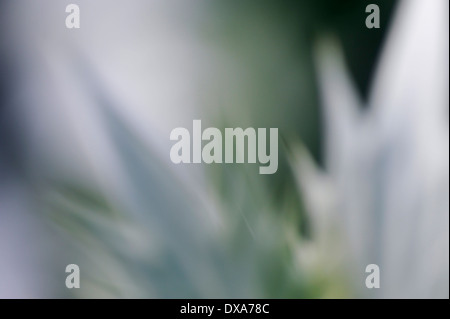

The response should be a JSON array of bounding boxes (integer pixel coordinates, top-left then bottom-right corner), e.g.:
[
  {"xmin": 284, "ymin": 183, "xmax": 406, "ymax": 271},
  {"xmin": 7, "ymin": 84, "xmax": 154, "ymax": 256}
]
[{"xmin": 292, "ymin": 0, "xmax": 449, "ymax": 298}]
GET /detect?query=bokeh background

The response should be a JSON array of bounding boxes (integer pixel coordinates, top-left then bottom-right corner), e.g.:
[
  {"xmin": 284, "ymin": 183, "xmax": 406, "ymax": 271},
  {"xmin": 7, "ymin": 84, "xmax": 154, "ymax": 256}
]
[{"xmin": 0, "ymin": 0, "xmax": 448, "ymax": 298}]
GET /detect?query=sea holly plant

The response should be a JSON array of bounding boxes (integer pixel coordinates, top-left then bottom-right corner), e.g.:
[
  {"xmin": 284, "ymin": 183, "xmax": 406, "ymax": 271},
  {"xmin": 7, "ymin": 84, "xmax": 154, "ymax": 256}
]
[
  {"xmin": 45, "ymin": 102, "xmax": 316, "ymax": 298},
  {"xmin": 43, "ymin": 50, "xmax": 317, "ymax": 298},
  {"xmin": 40, "ymin": 0, "xmax": 448, "ymax": 298},
  {"xmin": 292, "ymin": 0, "xmax": 449, "ymax": 298}
]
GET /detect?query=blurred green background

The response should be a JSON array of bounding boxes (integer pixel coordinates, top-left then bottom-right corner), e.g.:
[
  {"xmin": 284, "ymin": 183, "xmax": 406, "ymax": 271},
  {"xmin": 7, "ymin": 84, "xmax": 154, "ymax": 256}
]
[{"xmin": 1, "ymin": 0, "xmax": 448, "ymax": 299}]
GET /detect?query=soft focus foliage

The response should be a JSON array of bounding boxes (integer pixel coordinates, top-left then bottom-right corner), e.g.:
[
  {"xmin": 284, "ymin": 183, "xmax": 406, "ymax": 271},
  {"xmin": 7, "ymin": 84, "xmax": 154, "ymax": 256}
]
[
  {"xmin": 0, "ymin": 0, "xmax": 447, "ymax": 298},
  {"xmin": 293, "ymin": 0, "xmax": 449, "ymax": 298}
]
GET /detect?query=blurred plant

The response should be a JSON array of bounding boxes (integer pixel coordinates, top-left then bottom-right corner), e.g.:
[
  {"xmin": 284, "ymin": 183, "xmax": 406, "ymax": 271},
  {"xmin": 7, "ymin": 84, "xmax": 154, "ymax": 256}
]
[
  {"xmin": 291, "ymin": 0, "xmax": 449, "ymax": 298},
  {"xmin": 41, "ymin": 0, "xmax": 448, "ymax": 299},
  {"xmin": 2, "ymin": 0, "xmax": 446, "ymax": 299},
  {"xmin": 42, "ymin": 57, "xmax": 334, "ymax": 298}
]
